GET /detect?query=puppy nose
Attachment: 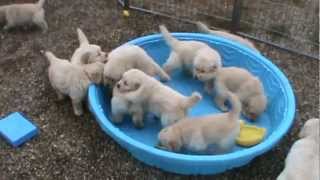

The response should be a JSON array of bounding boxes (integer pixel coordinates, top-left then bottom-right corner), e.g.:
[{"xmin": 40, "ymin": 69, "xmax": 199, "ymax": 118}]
[{"xmin": 116, "ymin": 83, "xmax": 121, "ymax": 89}]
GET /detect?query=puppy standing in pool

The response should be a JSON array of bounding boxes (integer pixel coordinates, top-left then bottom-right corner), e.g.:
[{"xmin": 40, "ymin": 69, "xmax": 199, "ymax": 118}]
[
  {"xmin": 104, "ymin": 45, "xmax": 170, "ymax": 87},
  {"xmin": 157, "ymin": 92, "xmax": 241, "ymax": 153},
  {"xmin": 277, "ymin": 118, "xmax": 319, "ymax": 180},
  {"xmin": 159, "ymin": 25, "xmax": 222, "ymax": 91},
  {"xmin": 211, "ymin": 67, "xmax": 267, "ymax": 120},
  {"xmin": 0, "ymin": 0, "xmax": 48, "ymax": 32},
  {"xmin": 113, "ymin": 69, "xmax": 202, "ymax": 128}
]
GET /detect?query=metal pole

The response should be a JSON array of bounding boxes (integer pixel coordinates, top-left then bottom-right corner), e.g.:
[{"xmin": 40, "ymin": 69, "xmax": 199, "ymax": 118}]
[
  {"xmin": 231, "ymin": 0, "xmax": 242, "ymax": 33},
  {"xmin": 123, "ymin": 0, "xmax": 130, "ymax": 10}
]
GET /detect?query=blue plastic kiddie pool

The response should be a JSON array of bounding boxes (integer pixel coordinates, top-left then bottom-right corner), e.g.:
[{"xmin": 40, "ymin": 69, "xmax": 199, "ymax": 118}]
[{"xmin": 88, "ymin": 33, "xmax": 295, "ymax": 175}]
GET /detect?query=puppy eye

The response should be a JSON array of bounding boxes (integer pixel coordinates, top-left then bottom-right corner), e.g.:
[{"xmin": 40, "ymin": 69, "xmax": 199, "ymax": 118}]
[{"xmin": 124, "ymin": 81, "xmax": 128, "ymax": 86}]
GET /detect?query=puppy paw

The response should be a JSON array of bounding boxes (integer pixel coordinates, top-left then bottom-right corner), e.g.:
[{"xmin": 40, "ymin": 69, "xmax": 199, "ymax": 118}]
[
  {"xmin": 112, "ymin": 114, "xmax": 124, "ymax": 124},
  {"xmin": 163, "ymin": 65, "xmax": 172, "ymax": 75},
  {"xmin": 133, "ymin": 120, "xmax": 144, "ymax": 129},
  {"xmin": 160, "ymin": 73, "xmax": 171, "ymax": 82},
  {"xmin": 74, "ymin": 109, "xmax": 83, "ymax": 116}
]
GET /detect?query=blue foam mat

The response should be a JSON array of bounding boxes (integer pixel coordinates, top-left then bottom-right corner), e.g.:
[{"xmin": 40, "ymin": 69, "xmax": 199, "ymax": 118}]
[{"xmin": 0, "ymin": 112, "xmax": 39, "ymax": 147}]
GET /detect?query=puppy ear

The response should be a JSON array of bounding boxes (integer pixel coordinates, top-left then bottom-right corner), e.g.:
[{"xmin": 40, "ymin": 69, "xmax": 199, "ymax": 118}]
[
  {"xmin": 134, "ymin": 82, "xmax": 140, "ymax": 90},
  {"xmin": 79, "ymin": 52, "xmax": 91, "ymax": 65}
]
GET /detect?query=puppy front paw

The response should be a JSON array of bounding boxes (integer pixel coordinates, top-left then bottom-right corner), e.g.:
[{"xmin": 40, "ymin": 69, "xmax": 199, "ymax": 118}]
[
  {"xmin": 133, "ymin": 120, "xmax": 144, "ymax": 129},
  {"xmin": 112, "ymin": 114, "xmax": 124, "ymax": 124},
  {"xmin": 160, "ymin": 73, "xmax": 171, "ymax": 82},
  {"xmin": 163, "ymin": 64, "xmax": 172, "ymax": 75}
]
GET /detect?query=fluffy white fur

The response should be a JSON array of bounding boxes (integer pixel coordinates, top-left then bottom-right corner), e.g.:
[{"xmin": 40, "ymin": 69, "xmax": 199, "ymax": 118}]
[
  {"xmin": 213, "ymin": 67, "xmax": 267, "ymax": 120},
  {"xmin": 158, "ymin": 92, "xmax": 241, "ymax": 153},
  {"xmin": 196, "ymin": 21, "xmax": 259, "ymax": 53},
  {"xmin": 115, "ymin": 69, "xmax": 202, "ymax": 128},
  {"xmin": 111, "ymin": 85, "xmax": 144, "ymax": 128},
  {"xmin": 0, "ymin": 0, "xmax": 48, "ymax": 32},
  {"xmin": 103, "ymin": 44, "xmax": 170, "ymax": 87},
  {"xmin": 71, "ymin": 28, "xmax": 107, "ymax": 65},
  {"xmin": 159, "ymin": 25, "xmax": 222, "ymax": 89},
  {"xmin": 44, "ymin": 51, "xmax": 90, "ymax": 116},
  {"xmin": 277, "ymin": 118, "xmax": 319, "ymax": 180}
]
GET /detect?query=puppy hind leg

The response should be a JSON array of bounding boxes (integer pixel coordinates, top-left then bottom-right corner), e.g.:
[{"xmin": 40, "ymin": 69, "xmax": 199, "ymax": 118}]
[
  {"xmin": 71, "ymin": 99, "xmax": 84, "ymax": 116},
  {"xmin": 3, "ymin": 22, "xmax": 14, "ymax": 31},
  {"xmin": 214, "ymin": 80, "xmax": 229, "ymax": 111},
  {"xmin": 162, "ymin": 52, "xmax": 181, "ymax": 75},
  {"xmin": 33, "ymin": 11, "xmax": 48, "ymax": 32},
  {"xmin": 56, "ymin": 90, "xmax": 66, "ymax": 101}
]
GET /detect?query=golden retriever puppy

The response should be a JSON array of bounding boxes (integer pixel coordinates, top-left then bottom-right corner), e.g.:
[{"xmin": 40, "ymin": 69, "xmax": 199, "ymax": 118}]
[
  {"xmin": 159, "ymin": 25, "xmax": 222, "ymax": 90},
  {"xmin": 0, "ymin": 0, "xmax": 48, "ymax": 32},
  {"xmin": 196, "ymin": 21, "xmax": 259, "ymax": 53},
  {"xmin": 103, "ymin": 45, "xmax": 170, "ymax": 87},
  {"xmin": 44, "ymin": 51, "xmax": 90, "ymax": 116},
  {"xmin": 157, "ymin": 92, "xmax": 241, "ymax": 154},
  {"xmin": 111, "ymin": 85, "xmax": 145, "ymax": 128},
  {"xmin": 213, "ymin": 67, "xmax": 267, "ymax": 120},
  {"xmin": 277, "ymin": 118, "xmax": 319, "ymax": 180},
  {"xmin": 116, "ymin": 69, "xmax": 202, "ymax": 127},
  {"xmin": 71, "ymin": 28, "xmax": 107, "ymax": 65},
  {"xmin": 70, "ymin": 28, "xmax": 106, "ymax": 84}
]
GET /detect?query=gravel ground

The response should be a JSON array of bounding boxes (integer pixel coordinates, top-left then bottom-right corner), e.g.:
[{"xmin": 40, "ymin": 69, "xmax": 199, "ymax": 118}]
[{"xmin": 0, "ymin": 0, "xmax": 319, "ymax": 179}]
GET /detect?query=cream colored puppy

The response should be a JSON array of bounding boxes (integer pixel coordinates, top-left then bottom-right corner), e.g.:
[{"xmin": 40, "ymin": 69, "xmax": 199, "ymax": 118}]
[
  {"xmin": 196, "ymin": 21, "xmax": 259, "ymax": 53},
  {"xmin": 71, "ymin": 28, "xmax": 107, "ymax": 65},
  {"xmin": 103, "ymin": 45, "xmax": 170, "ymax": 87},
  {"xmin": 213, "ymin": 67, "xmax": 267, "ymax": 120},
  {"xmin": 116, "ymin": 69, "xmax": 202, "ymax": 127},
  {"xmin": 159, "ymin": 25, "xmax": 222, "ymax": 90},
  {"xmin": 277, "ymin": 118, "xmax": 319, "ymax": 180},
  {"xmin": 44, "ymin": 51, "xmax": 90, "ymax": 116},
  {"xmin": 111, "ymin": 85, "xmax": 145, "ymax": 128},
  {"xmin": 0, "ymin": 0, "xmax": 48, "ymax": 32},
  {"xmin": 157, "ymin": 92, "xmax": 241, "ymax": 153}
]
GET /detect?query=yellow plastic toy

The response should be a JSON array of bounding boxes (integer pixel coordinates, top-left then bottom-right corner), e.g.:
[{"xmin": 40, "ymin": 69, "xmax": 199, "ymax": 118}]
[
  {"xmin": 123, "ymin": 10, "xmax": 130, "ymax": 17},
  {"xmin": 236, "ymin": 120, "xmax": 266, "ymax": 147}
]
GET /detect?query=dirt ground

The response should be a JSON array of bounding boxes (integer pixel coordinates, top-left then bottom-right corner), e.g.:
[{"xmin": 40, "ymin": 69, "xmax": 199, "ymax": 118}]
[{"xmin": 0, "ymin": 0, "xmax": 319, "ymax": 179}]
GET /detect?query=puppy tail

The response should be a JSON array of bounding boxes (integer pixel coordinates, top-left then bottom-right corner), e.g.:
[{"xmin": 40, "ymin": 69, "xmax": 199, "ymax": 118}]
[
  {"xmin": 196, "ymin": 21, "xmax": 258, "ymax": 52},
  {"xmin": 44, "ymin": 51, "xmax": 58, "ymax": 65},
  {"xmin": 227, "ymin": 92, "xmax": 242, "ymax": 121},
  {"xmin": 77, "ymin": 28, "xmax": 89, "ymax": 45},
  {"xmin": 181, "ymin": 92, "xmax": 202, "ymax": 109},
  {"xmin": 159, "ymin": 25, "xmax": 180, "ymax": 51},
  {"xmin": 37, "ymin": 0, "xmax": 46, "ymax": 8},
  {"xmin": 276, "ymin": 171, "xmax": 286, "ymax": 180},
  {"xmin": 196, "ymin": 21, "xmax": 212, "ymax": 34}
]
